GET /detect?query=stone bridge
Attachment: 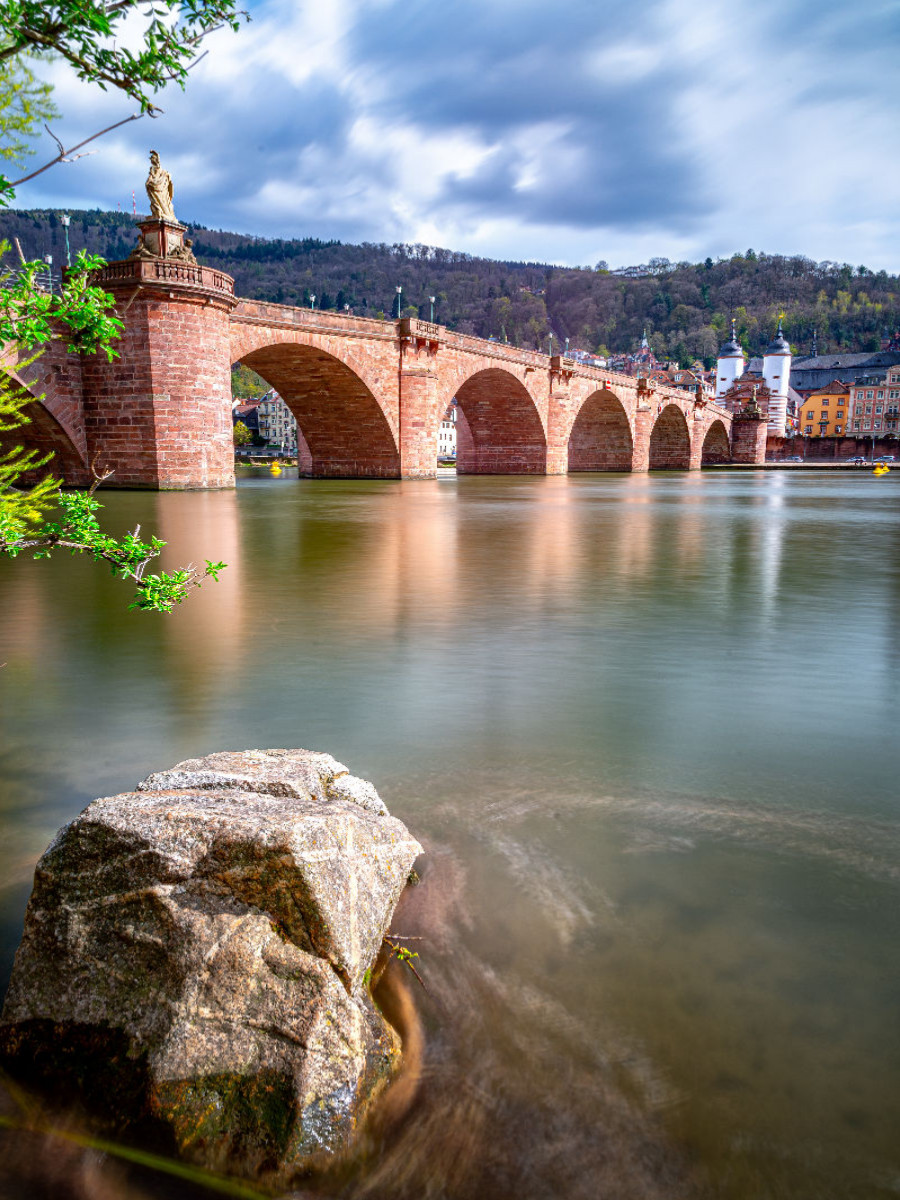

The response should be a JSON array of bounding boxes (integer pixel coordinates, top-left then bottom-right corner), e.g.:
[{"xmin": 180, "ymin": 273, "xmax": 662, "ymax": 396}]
[{"xmin": 5, "ymin": 257, "xmax": 767, "ymax": 489}]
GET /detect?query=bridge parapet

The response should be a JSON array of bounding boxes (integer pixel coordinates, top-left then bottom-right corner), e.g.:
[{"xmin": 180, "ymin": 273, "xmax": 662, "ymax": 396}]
[
  {"xmin": 233, "ymin": 298, "xmax": 395, "ymax": 340},
  {"xmin": 93, "ymin": 257, "xmax": 236, "ymax": 303},
  {"xmin": 400, "ymin": 317, "xmax": 544, "ymax": 369},
  {"xmin": 228, "ymin": 307, "xmax": 729, "ymax": 433}
]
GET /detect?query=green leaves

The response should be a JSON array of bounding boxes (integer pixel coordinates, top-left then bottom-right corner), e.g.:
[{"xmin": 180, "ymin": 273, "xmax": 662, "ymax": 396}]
[
  {"xmin": 0, "ymin": 56, "xmax": 57, "ymax": 166},
  {"xmin": 0, "ymin": 243, "xmax": 123, "ymax": 357},
  {"xmin": 0, "ymin": 6, "xmax": 236, "ymax": 613},
  {"xmin": 1, "ymin": 476, "xmax": 228, "ymax": 614},
  {"xmin": 0, "ymin": 2, "xmax": 248, "ymax": 113},
  {"xmin": 0, "ymin": 336, "xmax": 225, "ymax": 615}
]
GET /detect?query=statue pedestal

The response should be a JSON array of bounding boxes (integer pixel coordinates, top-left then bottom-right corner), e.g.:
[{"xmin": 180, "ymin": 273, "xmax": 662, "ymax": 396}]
[{"xmin": 132, "ymin": 217, "xmax": 190, "ymax": 260}]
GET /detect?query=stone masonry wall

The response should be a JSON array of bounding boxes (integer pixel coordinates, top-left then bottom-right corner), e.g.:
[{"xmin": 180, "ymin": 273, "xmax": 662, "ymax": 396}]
[{"xmin": 81, "ymin": 287, "xmax": 235, "ymax": 489}]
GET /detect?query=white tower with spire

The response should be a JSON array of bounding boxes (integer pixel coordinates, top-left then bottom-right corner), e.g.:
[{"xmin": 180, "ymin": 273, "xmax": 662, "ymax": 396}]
[
  {"xmin": 762, "ymin": 320, "xmax": 791, "ymax": 436},
  {"xmin": 715, "ymin": 320, "xmax": 746, "ymax": 401}
]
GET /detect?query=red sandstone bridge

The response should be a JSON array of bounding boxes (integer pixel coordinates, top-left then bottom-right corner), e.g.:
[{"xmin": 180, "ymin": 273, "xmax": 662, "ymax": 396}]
[{"xmin": 5, "ymin": 256, "xmax": 767, "ymax": 489}]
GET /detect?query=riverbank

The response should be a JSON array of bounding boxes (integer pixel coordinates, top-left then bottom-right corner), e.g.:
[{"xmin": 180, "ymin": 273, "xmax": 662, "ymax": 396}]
[
  {"xmin": 236, "ymin": 458, "xmax": 895, "ymax": 475},
  {"xmin": 721, "ymin": 461, "xmax": 896, "ymax": 470}
]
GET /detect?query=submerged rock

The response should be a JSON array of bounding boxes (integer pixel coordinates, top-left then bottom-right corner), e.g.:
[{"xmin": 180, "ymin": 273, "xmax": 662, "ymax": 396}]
[{"xmin": 0, "ymin": 750, "xmax": 422, "ymax": 1184}]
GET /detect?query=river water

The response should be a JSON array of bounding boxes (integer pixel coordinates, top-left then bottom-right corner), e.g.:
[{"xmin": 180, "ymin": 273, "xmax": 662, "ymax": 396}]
[{"xmin": 1, "ymin": 470, "xmax": 898, "ymax": 1200}]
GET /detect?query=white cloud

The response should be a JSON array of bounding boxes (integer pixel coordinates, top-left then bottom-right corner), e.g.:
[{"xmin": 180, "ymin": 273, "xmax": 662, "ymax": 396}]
[{"xmin": 8, "ymin": 0, "xmax": 900, "ymax": 270}]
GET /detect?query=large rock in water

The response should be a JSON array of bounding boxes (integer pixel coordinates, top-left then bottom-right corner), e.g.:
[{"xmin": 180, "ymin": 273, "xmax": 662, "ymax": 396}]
[{"xmin": 0, "ymin": 750, "xmax": 422, "ymax": 1184}]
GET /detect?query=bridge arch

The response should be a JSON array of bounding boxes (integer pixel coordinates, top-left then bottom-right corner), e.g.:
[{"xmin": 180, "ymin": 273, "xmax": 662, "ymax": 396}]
[
  {"xmin": 649, "ymin": 403, "xmax": 691, "ymax": 470},
  {"xmin": 568, "ymin": 389, "xmax": 633, "ymax": 472},
  {"xmin": 234, "ymin": 335, "xmax": 400, "ymax": 478},
  {"xmin": 0, "ymin": 367, "xmax": 89, "ymax": 486},
  {"xmin": 449, "ymin": 367, "xmax": 547, "ymax": 474},
  {"xmin": 701, "ymin": 418, "xmax": 731, "ymax": 465}
]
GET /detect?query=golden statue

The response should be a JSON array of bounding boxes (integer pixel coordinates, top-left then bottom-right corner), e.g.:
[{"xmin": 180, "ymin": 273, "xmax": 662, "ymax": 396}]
[{"xmin": 145, "ymin": 150, "xmax": 176, "ymax": 221}]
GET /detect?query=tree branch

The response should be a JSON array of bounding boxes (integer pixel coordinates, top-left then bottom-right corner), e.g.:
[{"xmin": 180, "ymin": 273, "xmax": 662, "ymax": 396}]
[{"xmin": 8, "ymin": 111, "xmax": 146, "ymax": 187}]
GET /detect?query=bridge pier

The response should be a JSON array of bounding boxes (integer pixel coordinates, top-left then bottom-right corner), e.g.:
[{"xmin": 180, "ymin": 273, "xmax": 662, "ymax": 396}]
[
  {"xmin": 545, "ymin": 369, "xmax": 574, "ymax": 474},
  {"xmin": 631, "ymin": 405, "xmax": 653, "ymax": 472},
  {"xmin": 82, "ymin": 259, "xmax": 237, "ymax": 489},
  {"xmin": 731, "ymin": 409, "xmax": 769, "ymax": 463},
  {"xmin": 399, "ymin": 338, "xmax": 440, "ymax": 479}
]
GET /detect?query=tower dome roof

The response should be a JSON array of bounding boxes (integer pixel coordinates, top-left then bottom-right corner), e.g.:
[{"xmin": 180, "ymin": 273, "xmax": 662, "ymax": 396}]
[
  {"xmin": 765, "ymin": 330, "xmax": 791, "ymax": 356},
  {"xmin": 719, "ymin": 336, "xmax": 743, "ymax": 357},
  {"xmin": 718, "ymin": 319, "xmax": 744, "ymax": 359}
]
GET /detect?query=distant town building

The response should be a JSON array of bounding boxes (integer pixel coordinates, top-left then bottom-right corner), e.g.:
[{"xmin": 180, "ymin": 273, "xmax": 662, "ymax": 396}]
[
  {"xmin": 798, "ymin": 380, "xmax": 850, "ymax": 437},
  {"xmin": 438, "ymin": 403, "xmax": 457, "ymax": 459},
  {"xmin": 568, "ymin": 348, "xmax": 607, "ymax": 368},
  {"xmin": 257, "ymin": 391, "xmax": 299, "ymax": 453},
  {"xmin": 847, "ymin": 366, "xmax": 900, "ymax": 437},
  {"xmin": 649, "ymin": 365, "xmax": 713, "ymax": 399},
  {"xmin": 607, "ymin": 331, "xmax": 661, "ymax": 377},
  {"xmin": 611, "ymin": 265, "xmax": 651, "ymax": 278},
  {"xmin": 232, "ymin": 399, "xmax": 262, "ymax": 437},
  {"xmin": 715, "ymin": 321, "xmax": 794, "ymax": 436},
  {"xmin": 788, "ymin": 350, "xmax": 900, "ymax": 395}
]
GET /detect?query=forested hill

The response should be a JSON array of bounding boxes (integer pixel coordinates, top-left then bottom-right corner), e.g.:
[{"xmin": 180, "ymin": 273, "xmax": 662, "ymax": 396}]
[{"xmin": 4, "ymin": 207, "xmax": 898, "ymax": 367}]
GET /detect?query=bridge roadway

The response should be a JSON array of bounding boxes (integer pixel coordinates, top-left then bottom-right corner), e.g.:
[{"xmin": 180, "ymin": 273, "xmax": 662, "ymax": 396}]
[{"xmin": 3, "ymin": 257, "xmax": 767, "ymax": 489}]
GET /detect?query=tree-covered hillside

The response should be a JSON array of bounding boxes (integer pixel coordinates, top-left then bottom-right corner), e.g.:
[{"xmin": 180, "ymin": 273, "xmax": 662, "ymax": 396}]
[{"xmin": 4, "ymin": 208, "xmax": 898, "ymax": 366}]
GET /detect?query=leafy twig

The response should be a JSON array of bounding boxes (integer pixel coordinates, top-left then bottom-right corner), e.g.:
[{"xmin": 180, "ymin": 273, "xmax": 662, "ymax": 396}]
[{"xmin": 385, "ymin": 937, "xmax": 428, "ymax": 993}]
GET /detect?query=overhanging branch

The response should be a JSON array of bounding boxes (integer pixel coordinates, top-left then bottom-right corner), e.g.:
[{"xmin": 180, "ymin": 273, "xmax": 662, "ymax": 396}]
[{"xmin": 8, "ymin": 111, "xmax": 148, "ymax": 188}]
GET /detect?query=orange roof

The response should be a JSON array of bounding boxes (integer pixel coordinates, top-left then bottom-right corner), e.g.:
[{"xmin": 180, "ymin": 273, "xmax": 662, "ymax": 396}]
[{"xmin": 807, "ymin": 379, "xmax": 850, "ymax": 397}]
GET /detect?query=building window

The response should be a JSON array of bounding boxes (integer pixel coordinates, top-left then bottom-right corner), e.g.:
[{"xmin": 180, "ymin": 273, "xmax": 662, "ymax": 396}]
[
  {"xmin": 835, "ymin": 426, "xmax": 842, "ymax": 434},
  {"xmin": 821, "ymin": 398, "xmax": 829, "ymax": 406},
  {"xmin": 877, "ymin": 391, "xmax": 884, "ymax": 399},
  {"xmin": 866, "ymin": 390, "xmax": 874, "ymax": 399},
  {"xmin": 804, "ymin": 425, "xmax": 813, "ymax": 434},
  {"xmin": 837, "ymin": 410, "xmax": 844, "ymax": 418},
  {"xmin": 807, "ymin": 410, "xmax": 814, "ymax": 420},
  {"xmin": 866, "ymin": 405, "xmax": 872, "ymax": 414},
  {"xmin": 874, "ymin": 421, "xmax": 881, "ymax": 430},
  {"xmin": 854, "ymin": 420, "xmax": 861, "ymax": 430},
  {"xmin": 855, "ymin": 404, "xmax": 862, "ymax": 414}
]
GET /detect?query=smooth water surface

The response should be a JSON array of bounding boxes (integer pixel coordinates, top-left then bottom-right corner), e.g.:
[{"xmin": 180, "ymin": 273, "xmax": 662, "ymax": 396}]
[{"xmin": 1, "ymin": 470, "xmax": 899, "ymax": 1199}]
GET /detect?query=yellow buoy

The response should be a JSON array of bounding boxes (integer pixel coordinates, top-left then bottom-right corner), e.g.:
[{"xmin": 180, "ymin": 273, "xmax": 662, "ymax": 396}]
[{"xmin": 270, "ymin": 462, "xmax": 282, "ymax": 475}]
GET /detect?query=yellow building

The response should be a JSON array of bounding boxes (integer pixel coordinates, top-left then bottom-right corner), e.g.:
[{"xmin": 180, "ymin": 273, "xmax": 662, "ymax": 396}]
[{"xmin": 800, "ymin": 380, "xmax": 850, "ymax": 437}]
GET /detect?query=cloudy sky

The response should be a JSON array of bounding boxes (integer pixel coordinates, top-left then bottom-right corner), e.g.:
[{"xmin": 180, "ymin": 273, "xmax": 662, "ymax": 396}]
[{"xmin": 13, "ymin": 0, "xmax": 900, "ymax": 270}]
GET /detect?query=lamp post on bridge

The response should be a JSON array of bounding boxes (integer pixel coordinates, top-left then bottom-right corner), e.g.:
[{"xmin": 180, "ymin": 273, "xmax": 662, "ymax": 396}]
[
  {"xmin": 548, "ymin": 332, "xmax": 553, "ymax": 357},
  {"xmin": 395, "ymin": 285, "xmax": 402, "ymax": 319},
  {"xmin": 310, "ymin": 293, "xmax": 316, "ymax": 310},
  {"xmin": 565, "ymin": 337, "xmax": 569, "ymax": 357},
  {"xmin": 429, "ymin": 295, "xmax": 435, "ymax": 323},
  {"xmin": 60, "ymin": 213, "xmax": 71, "ymax": 268},
  {"xmin": 43, "ymin": 254, "xmax": 53, "ymax": 294}
]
